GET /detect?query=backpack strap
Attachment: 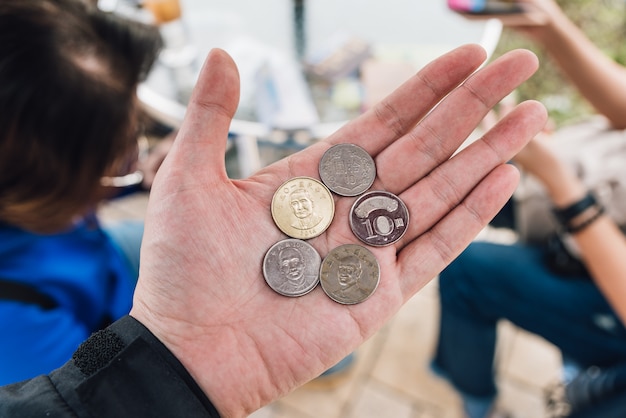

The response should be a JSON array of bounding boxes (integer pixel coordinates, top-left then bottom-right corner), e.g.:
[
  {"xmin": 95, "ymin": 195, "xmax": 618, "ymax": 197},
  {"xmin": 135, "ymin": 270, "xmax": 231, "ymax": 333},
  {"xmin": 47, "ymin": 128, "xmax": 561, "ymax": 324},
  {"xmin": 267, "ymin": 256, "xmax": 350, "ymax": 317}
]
[{"xmin": 0, "ymin": 279, "xmax": 58, "ymax": 310}]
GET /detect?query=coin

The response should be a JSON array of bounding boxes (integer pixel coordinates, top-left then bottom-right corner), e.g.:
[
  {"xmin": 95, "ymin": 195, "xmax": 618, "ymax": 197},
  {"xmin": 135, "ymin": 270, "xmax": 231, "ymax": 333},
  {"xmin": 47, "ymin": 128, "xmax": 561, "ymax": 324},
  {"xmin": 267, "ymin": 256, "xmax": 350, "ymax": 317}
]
[
  {"xmin": 349, "ymin": 190, "xmax": 409, "ymax": 246},
  {"xmin": 263, "ymin": 239, "xmax": 321, "ymax": 297},
  {"xmin": 271, "ymin": 177, "xmax": 335, "ymax": 239},
  {"xmin": 319, "ymin": 143, "xmax": 376, "ymax": 196},
  {"xmin": 320, "ymin": 244, "xmax": 380, "ymax": 304}
]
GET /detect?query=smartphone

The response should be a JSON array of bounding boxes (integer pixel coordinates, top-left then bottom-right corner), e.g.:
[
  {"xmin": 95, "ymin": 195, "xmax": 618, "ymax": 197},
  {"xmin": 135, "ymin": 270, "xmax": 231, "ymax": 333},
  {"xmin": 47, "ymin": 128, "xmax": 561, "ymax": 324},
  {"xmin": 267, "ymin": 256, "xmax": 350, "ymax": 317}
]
[
  {"xmin": 448, "ymin": 0, "xmax": 524, "ymax": 14},
  {"xmin": 448, "ymin": 0, "xmax": 547, "ymax": 25}
]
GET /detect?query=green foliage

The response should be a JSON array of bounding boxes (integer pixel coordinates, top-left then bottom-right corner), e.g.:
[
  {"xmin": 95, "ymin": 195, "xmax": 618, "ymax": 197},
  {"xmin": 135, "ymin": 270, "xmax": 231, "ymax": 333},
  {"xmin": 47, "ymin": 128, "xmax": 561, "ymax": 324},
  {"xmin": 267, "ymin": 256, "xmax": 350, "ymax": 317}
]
[{"xmin": 492, "ymin": 0, "xmax": 626, "ymax": 127}]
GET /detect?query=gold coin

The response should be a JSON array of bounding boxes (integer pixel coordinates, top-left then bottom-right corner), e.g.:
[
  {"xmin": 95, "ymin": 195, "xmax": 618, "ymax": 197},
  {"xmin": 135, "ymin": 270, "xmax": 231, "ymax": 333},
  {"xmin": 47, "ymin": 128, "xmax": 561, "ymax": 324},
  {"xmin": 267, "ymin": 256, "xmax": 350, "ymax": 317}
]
[{"xmin": 271, "ymin": 177, "xmax": 335, "ymax": 239}]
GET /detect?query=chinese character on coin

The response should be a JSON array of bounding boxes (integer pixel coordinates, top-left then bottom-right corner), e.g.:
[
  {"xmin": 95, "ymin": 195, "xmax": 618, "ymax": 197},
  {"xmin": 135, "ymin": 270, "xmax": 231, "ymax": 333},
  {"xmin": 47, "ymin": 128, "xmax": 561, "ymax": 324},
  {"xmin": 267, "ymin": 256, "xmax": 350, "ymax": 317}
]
[
  {"xmin": 319, "ymin": 143, "xmax": 376, "ymax": 197},
  {"xmin": 271, "ymin": 177, "xmax": 334, "ymax": 239}
]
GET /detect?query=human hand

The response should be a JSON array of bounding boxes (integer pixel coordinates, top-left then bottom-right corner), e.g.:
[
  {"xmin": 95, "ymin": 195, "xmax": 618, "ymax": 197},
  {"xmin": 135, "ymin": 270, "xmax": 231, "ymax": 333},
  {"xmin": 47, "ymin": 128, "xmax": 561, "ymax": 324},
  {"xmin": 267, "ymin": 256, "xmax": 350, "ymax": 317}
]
[
  {"xmin": 482, "ymin": 93, "xmax": 554, "ymax": 144},
  {"xmin": 137, "ymin": 133, "xmax": 175, "ymax": 189},
  {"xmin": 130, "ymin": 44, "xmax": 547, "ymax": 417},
  {"xmin": 480, "ymin": 92, "xmax": 518, "ymax": 132},
  {"xmin": 516, "ymin": 0, "xmax": 563, "ymax": 18},
  {"xmin": 510, "ymin": 0, "xmax": 568, "ymax": 36}
]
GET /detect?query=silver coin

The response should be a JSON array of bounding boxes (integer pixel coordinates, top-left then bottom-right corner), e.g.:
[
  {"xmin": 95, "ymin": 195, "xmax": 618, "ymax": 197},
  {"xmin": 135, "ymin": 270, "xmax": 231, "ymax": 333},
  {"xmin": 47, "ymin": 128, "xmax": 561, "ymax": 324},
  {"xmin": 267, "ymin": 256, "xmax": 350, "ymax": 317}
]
[
  {"xmin": 263, "ymin": 239, "xmax": 321, "ymax": 297},
  {"xmin": 349, "ymin": 191, "xmax": 409, "ymax": 246},
  {"xmin": 319, "ymin": 143, "xmax": 376, "ymax": 197},
  {"xmin": 320, "ymin": 244, "xmax": 380, "ymax": 304}
]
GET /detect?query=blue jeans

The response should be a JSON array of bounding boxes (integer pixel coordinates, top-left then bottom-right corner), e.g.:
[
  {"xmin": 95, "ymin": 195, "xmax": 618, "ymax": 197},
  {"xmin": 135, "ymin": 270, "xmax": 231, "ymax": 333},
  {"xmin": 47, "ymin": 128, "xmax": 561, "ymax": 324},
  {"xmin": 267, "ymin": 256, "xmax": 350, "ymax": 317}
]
[{"xmin": 432, "ymin": 241, "xmax": 626, "ymax": 408}]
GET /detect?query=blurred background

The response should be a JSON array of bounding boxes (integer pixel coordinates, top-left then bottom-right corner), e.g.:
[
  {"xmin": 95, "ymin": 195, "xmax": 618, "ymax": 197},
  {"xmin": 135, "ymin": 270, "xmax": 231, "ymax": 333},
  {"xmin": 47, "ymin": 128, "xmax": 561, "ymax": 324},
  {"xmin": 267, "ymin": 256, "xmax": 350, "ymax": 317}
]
[{"xmin": 113, "ymin": 0, "xmax": 501, "ymax": 177}]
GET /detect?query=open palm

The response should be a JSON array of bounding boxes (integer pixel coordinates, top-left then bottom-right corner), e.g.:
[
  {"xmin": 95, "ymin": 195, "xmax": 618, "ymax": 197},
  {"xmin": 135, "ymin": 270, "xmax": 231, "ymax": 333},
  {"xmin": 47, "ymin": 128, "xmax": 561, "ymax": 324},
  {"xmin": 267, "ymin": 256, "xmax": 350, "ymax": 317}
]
[{"xmin": 131, "ymin": 44, "xmax": 547, "ymax": 417}]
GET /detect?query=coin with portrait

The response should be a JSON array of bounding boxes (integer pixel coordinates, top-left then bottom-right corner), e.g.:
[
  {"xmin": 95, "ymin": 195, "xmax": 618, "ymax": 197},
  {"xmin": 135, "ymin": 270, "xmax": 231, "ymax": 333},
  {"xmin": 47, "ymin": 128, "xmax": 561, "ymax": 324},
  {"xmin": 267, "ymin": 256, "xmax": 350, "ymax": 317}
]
[
  {"xmin": 271, "ymin": 177, "xmax": 335, "ymax": 239},
  {"xmin": 263, "ymin": 238, "xmax": 321, "ymax": 297},
  {"xmin": 319, "ymin": 143, "xmax": 376, "ymax": 197},
  {"xmin": 320, "ymin": 244, "xmax": 380, "ymax": 305},
  {"xmin": 350, "ymin": 190, "xmax": 409, "ymax": 246}
]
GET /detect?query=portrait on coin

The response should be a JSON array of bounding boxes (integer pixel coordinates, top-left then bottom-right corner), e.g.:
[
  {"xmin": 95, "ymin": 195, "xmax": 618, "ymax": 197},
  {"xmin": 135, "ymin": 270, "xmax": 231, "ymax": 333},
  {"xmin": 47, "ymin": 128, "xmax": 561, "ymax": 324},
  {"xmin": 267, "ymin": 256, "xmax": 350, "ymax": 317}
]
[
  {"xmin": 278, "ymin": 247, "xmax": 305, "ymax": 292},
  {"xmin": 263, "ymin": 239, "xmax": 321, "ymax": 297},
  {"xmin": 333, "ymin": 254, "xmax": 371, "ymax": 302},
  {"xmin": 289, "ymin": 187, "xmax": 323, "ymax": 230},
  {"xmin": 320, "ymin": 244, "xmax": 380, "ymax": 304}
]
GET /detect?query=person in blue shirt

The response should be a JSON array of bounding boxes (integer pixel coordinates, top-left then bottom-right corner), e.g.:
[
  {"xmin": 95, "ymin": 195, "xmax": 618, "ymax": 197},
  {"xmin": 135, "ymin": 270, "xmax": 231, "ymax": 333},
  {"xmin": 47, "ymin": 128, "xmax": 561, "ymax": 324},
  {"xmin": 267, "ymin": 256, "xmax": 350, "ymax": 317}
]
[{"xmin": 0, "ymin": 0, "xmax": 162, "ymax": 384}]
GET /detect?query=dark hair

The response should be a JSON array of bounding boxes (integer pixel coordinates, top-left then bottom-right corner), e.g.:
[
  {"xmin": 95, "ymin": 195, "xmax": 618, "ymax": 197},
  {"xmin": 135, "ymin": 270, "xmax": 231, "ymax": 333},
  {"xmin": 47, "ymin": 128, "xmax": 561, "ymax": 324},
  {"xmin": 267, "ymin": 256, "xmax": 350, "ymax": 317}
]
[{"xmin": 0, "ymin": 0, "xmax": 162, "ymax": 232}]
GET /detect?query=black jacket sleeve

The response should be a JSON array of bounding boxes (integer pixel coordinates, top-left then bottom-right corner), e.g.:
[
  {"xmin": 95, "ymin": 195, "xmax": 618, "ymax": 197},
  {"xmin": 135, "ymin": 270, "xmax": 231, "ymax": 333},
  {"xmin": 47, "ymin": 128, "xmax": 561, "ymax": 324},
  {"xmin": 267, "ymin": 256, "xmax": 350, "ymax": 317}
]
[{"xmin": 0, "ymin": 315, "xmax": 221, "ymax": 418}]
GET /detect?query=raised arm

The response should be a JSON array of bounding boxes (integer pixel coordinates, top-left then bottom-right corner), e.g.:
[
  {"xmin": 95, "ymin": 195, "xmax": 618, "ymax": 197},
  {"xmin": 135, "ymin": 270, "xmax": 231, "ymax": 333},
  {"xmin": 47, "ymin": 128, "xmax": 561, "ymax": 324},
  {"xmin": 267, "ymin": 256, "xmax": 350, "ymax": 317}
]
[{"xmin": 515, "ymin": 0, "xmax": 626, "ymax": 128}]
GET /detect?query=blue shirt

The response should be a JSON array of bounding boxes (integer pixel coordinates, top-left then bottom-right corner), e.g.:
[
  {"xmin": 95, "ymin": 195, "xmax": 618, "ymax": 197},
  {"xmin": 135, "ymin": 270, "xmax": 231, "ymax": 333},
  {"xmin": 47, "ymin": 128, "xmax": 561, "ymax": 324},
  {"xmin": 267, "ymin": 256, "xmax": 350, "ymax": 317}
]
[{"xmin": 0, "ymin": 217, "xmax": 135, "ymax": 384}]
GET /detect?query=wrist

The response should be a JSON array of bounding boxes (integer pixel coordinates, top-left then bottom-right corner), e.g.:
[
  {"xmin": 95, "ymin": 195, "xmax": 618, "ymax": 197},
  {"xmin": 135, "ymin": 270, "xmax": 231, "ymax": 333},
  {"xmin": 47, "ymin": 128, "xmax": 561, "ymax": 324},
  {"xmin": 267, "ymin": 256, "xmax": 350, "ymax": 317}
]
[
  {"xmin": 552, "ymin": 191, "xmax": 605, "ymax": 234},
  {"xmin": 550, "ymin": 184, "xmax": 587, "ymax": 209}
]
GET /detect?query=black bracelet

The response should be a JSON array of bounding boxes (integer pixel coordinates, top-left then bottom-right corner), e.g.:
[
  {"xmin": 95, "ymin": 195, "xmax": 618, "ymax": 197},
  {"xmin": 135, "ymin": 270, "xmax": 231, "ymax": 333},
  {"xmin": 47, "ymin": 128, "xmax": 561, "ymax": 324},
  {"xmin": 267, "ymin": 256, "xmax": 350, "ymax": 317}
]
[
  {"xmin": 552, "ymin": 192, "xmax": 598, "ymax": 225},
  {"xmin": 566, "ymin": 205, "xmax": 606, "ymax": 234}
]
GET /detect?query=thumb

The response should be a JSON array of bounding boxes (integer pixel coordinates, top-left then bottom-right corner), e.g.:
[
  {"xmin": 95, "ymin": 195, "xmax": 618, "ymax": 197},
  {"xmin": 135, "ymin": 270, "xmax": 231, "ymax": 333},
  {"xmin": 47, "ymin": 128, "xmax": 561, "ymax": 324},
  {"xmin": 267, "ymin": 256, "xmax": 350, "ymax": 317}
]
[{"xmin": 169, "ymin": 48, "xmax": 240, "ymax": 181}]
